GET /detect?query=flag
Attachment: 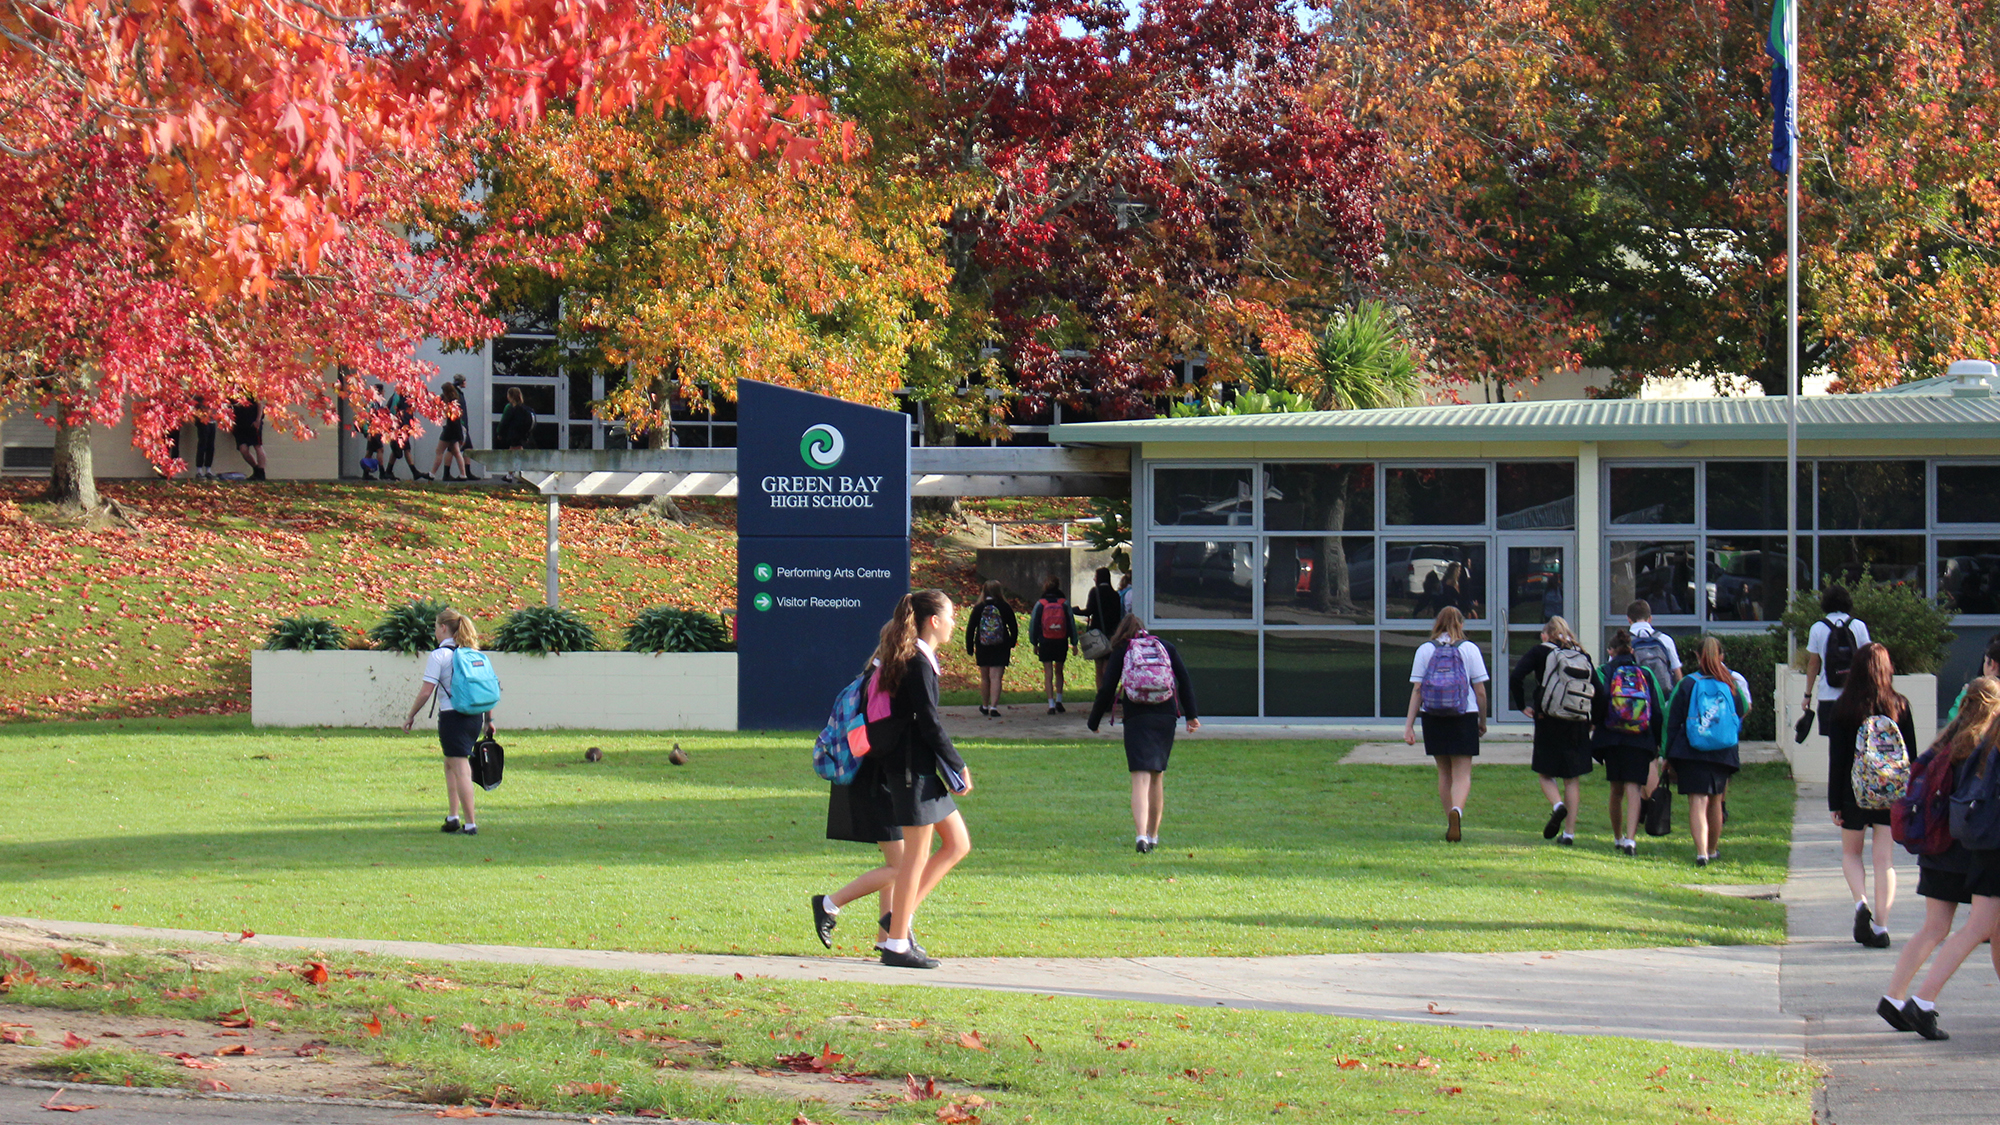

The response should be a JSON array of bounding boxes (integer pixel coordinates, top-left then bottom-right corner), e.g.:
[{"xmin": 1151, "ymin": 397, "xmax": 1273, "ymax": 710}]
[{"xmin": 1766, "ymin": 0, "xmax": 1796, "ymax": 174}]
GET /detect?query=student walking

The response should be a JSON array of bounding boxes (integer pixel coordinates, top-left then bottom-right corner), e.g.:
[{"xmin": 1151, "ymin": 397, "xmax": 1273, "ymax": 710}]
[
  {"xmin": 1879, "ymin": 677, "xmax": 2000, "ymax": 1036},
  {"xmin": 1942, "ymin": 633, "xmax": 2000, "ymax": 723},
  {"xmin": 428, "ymin": 376, "xmax": 477, "ymax": 481},
  {"xmin": 1827, "ymin": 643, "xmax": 1918, "ymax": 947},
  {"xmin": 400, "ymin": 608, "xmax": 496, "ymax": 836},
  {"xmin": 811, "ymin": 682, "xmax": 906, "ymax": 951},
  {"xmin": 1804, "ymin": 584, "xmax": 1870, "ymax": 746},
  {"xmin": 965, "ymin": 580, "xmax": 1018, "ymax": 718},
  {"xmin": 231, "ymin": 399, "xmax": 268, "ymax": 481},
  {"xmin": 1662, "ymin": 637, "xmax": 1750, "ymax": 867},
  {"xmin": 1902, "ymin": 696, "xmax": 2000, "ymax": 1041},
  {"xmin": 870, "ymin": 590, "xmax": 974, "ymax": 969},
  {"xmin": 1511, "ymin": 616, "xmax": 1596, "ymax": 845},
  {"xmin": 1592, "ymin": 629, "xmax": 1668, "ymax": 855},
  {"xmin": 495, "ymin": 387, "xmax": 534, "ymax": 450},
  {"xmin": 1403, "ymin": 606, "xmax": 1489, "ymax": 842},
  {"xmin": 383, "ymin": 386, "xmax": 429, "ymax": 480},
  {"xmin": 1030, "ymin": 578, "xmax": 1078, "ymax": 714},
  {"xmin": 1088, "ymin": 614, "xmax": 1199, "ymax": 853}
]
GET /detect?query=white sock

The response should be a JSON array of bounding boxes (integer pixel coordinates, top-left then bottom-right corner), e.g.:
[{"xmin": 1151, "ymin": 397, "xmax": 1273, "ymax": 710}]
[
  {"xmin": 1559, "ymin": 832, "xmax": 1573, "ymax": 841},
  {"xmin": 1912, "ymin": 996, "xmax": 1936, "ymax": 1012},
  {"xmin": 464, "ymin": 823, "xmax": 476, "ymax": 830},
  {"xmin": 821, "ymin": 898, "xmax": 840, "ymax": 915},
  {"xmin": 1856, "ymin": 899, "xmax": 1869, "ymax": 912},
  {"xmin": 880, "ymin": 937, "xmax": 911, "ymax": 953},
  {"xmin": 1871, "ymin": 923, "xmax": 1889, "ymax": 936},
  {"xmin": 1884, "ymin": 993, "xmax": 1904, "ymax": 1006}
]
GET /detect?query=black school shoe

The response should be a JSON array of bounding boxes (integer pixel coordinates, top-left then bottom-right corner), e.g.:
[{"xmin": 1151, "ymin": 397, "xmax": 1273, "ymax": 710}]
[
  {"xmin": 1853, "ymin": 903, "xmax": 1875, "ymax": 946},
  {"xmin": 1878, "ymin": 997, "xmax": 1915, "ymax": 1032},
  {"xmin": 440, "ymin": 817, "xmax": 461, "ymax": 833},
  {"xmin": 878, "ymin": 945, "xmax": 941, "ymax": 969},
  {"xmin": 811, "ymin": 895, "xmax": 838, "ymax": 949},
  {"xmin": 1543, "ymin": 803, "xmax": 1568, "ymax": 840},
  {"xmin": 1904, "ymin": 1001, "xmax": 1949, "ymax": 1040},
  {"xmin": 879, "ymin": 914, "xmax": 919, "ymax": 947}
]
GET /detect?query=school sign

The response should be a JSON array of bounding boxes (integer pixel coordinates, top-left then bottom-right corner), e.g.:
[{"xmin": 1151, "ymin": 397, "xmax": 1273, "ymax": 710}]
[{"xmin": 735, "ymin": 380, "xmax": 911, "ymax": 730}]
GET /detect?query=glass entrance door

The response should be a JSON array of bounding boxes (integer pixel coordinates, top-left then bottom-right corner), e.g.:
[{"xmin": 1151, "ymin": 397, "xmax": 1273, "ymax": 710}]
[{"xmin": 1496, "ymin": 537, "xmax": 1574, "ymax": 725}]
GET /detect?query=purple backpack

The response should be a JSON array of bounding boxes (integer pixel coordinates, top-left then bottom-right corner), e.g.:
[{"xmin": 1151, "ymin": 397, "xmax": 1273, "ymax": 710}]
[
  {"xmin": 1419, "ymin": 641, "xmax": 1470, "ymax": 716},
  {"xmin": 1121, "ymin": 633, "xmax": 1177, "ymax": 704}
]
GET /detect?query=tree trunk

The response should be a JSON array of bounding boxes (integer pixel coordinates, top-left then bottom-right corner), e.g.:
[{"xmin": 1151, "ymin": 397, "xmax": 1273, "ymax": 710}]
[{"xmin": 46, "ymin": 414, "xmax": 98, "ymax": 514}]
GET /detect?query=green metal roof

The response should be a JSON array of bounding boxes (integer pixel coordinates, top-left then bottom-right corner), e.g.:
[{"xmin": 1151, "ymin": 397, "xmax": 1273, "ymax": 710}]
[{"xmin": 1048, "ymin": 394, "xmax": 2000, "ymax": 446}]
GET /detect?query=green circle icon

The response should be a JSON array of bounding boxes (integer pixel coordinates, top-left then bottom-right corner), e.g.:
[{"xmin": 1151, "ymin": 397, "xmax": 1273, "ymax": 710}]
[
  {"xmin": 754, "ymin": 563, "xmax": 774, "ymax": 582},
  {"xmin": 753, "ymin": 593, "xmax": 774, "ymax": 611}
]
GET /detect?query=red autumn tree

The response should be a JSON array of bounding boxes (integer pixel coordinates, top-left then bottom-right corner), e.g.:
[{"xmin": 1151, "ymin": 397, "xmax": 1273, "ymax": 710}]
[{"xmin": 915, "ymin": 0, "xmax": 1384, "ymax": 421}]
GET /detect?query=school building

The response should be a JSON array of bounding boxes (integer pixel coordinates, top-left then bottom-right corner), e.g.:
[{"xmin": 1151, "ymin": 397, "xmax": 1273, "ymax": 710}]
[{"xmin": 1048, "ymin": 383, "xmax": 2000, "ymax": 725}]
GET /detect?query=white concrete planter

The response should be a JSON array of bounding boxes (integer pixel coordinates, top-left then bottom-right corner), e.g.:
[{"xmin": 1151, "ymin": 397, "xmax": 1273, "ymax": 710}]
[
  {"xmin": 251, "ymin": 650, "xmax": 738, "ymax": 730},
  {"xmin": 1774, "ymin": 665, "xmax": 1936, "ymax": 785}
]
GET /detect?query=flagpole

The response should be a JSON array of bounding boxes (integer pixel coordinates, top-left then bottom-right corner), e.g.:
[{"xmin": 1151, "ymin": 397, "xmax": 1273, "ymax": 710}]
[{"xmin": 1784, "ymin": 0, "xmax": 1801, "ymax": 703}]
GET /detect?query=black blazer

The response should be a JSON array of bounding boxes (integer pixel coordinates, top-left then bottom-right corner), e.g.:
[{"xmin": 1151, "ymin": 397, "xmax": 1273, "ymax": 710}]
[
  {"xmin": 1089, "ymin": 635, "xmax": 1198, "ymax": 727},
  {"xmin": 1084, "ymin": 583, "xmax": 1121, "ymax": 633},
  {"xmin": 867, "ymin": 654, "xmax": 967, "ymax": 790},
  {"xmin": 964, "ymin": 598, "xmax": 1018, "ymax": 653}
]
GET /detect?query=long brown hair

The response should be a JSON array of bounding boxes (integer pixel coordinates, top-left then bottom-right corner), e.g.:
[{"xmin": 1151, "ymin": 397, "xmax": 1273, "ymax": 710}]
[
  {"xmin": 1693, "ymin": 635, "xmax": 1731, "ymax": 682},
  {"xmin": 1108, "ymin": 613, "xmax": 1145, "ymax": 650},
  {"xmin": 1831, "ymin": 642, "xmax": 1903, "ymax": 726},
  {"xmin": 1430, "ymin": 606, "xmax": 1465, "ymax": 645},
  {"xmin": 871, "ymin": 589, "xmax": 951, "ymax": 695},
  {"xmin": 1933, "ymin": 677, "xmax": 2000, "ymax": 766}
]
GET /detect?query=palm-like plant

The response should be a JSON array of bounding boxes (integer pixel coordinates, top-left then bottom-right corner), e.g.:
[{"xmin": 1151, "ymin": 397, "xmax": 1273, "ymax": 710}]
[{"xmin": 1304, "ymin": 301, "xmax": 1422, "ymax": 411}]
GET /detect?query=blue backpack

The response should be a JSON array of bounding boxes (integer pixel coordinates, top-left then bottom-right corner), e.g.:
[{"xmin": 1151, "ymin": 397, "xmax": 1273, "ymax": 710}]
[
  {"xmin": 1684, "ymin": 674, "xmax": 1741, "ymax": 751},
  {"xmin": 1948, "ymin": 746, "xmax": 2000, "ymax": 852},
  {"xmin": 450, "ymin": 647, "xmax": 502, "ymax": 715},
  {"xmin": 813, "ymin": 669, "xmax": 892, "ymax": 784}
]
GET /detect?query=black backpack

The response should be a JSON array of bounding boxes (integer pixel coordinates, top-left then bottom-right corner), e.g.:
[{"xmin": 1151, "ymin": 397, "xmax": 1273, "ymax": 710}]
[{"xmin": 1823, "ymin": 616, "xmax": 1860, "ymax": 690}]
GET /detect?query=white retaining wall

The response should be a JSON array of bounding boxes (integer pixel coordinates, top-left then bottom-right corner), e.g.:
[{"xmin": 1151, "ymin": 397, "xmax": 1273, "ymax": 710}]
[
  {"xmin": 251, "ymin": 650, "xmax": 737, "ymax": 730},
  {"xmin": 1774, "ymin": 665, "xmax": 1936, "ymax": 785}
]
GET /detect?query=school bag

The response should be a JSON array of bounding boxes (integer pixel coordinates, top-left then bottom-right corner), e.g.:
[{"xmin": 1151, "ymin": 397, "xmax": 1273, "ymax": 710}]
[
  {"xmin": 1947, "ymin": 746, "xmax": 2000, "ymax": 852},
  {"xmin": 1604, "ymin": 663, "xmax": 1654, "ymax": 734},
  {"xmin": 1631, "ymin": 631, "xmax": 1675, "ymax": 689},
  {"xmin": 1684, "ymin": 674, "xmax": 1741, "ymax": 751},
  {"xmin": 1641, "ymin": 772, "xmax": 1674, "ymax": 836},
  {"xmin": 1892, "ymin": 746, "xmax": 1957, "ymax": 857},
  {"xmin": 1419, "ymin": 641, "xmax": 1471, "ymax": 716},
  {"xmin": 1851, "ymin": 714, "xmax": 1911, "ymax": 810},
  {"xmin": 976, "ymin": 603, "xmax": 1008, "ymax": 647},
  {"xmin": 470, "ymin": 731, "xmax": 504, "ymax": 791},
  {"xmin": 1822, "ymin": 615, "xmax": 1860, "ymax": 689},
  {"xmin": 1538, "ymin": 646, "xmax": 1596, "ymax": 723},
  {"xmin": 1121, "ymin": 632, "xmax": 1178, "ymax": 704},
  {"xmin": 450, "ymin": 647, "xmax": 502, "ymax": 715},
  {"xmin": 812, "ymin": 668, "xmax": 894, "ymax": 784},
  {"xmin": 1039, "ymin": 598, "xmax": 1070, "ymax": 640}
]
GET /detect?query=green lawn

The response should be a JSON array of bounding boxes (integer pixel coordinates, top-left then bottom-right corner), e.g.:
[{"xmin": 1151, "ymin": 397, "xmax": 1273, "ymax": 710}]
[
  {"xmin": 0, "ymin": 946, "xmax": 1814, "ymax": 1124},
  {"xmin": 0, "ymin": 719, "xmax": 1790, "ymax": 957}
]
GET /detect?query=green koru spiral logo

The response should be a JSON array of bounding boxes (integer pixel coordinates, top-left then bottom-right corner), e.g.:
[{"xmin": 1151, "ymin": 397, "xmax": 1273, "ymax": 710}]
[{"xmin": 800, "ymin": 423, "xmax": 844, "ymax": 470}]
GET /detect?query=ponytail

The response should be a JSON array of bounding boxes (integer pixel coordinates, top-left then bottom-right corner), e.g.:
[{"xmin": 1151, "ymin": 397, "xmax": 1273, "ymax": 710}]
[
  {"xmin": 435, "ymin": 607, "xmax": 478, "ymax": 649},
  {"xmin": 871, "ymin": 589, "xmax": 950, "ymax": 695},
  {"xmin": 1695, "ymin": 635, "xmax": 1730, "ymax": 683}
]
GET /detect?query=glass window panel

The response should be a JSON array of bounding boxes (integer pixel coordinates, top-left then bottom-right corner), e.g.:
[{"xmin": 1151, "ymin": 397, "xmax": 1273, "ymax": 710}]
[
  {"xmin": 1818, "ymin": 461, "xmax": 1923, "ymax": 530},
  {"xmin": 568, "ymin": 375, "xmax": 597, "ymax": 421},
  {"xmin": 1381, "ymin": 631, "xmax": 1491, "ymax": 718},
  {"xmin": 1153, "ymin": 468, "xmax": 1255, "ymax": 527},
  {"xmin": 1938, "ymin": 541, "xmax": 2000, "ymax": 614},
  {"xmin": 568, "ymin": 424, "xmax": 596, "ymax": 450},
  {"xmin": 1607, "ymin": 466, "xmax": 1695, "ymax": 525},
  {"xmin": 491, "ymin": 336, "xmax": 560, "ymax": 381},
  {"xmin": 1608, "ymin": 539, "xmax": 1698, "ymax": 617},
  {"xmin": 1704, "ymin": 536, "xmax": 1795, "ymax": 623},
  {"xmin": 1264, "ymin": 464, "xmax": 1375, "ymax": 532},
  {"xmin": 1155, "ymin": 630, "xmax": 1258, "ymax": 716},
  {"xmin": 530, "ymin": 421, "xmax": 559, "ymax": 450},
  {"xmin": 1385, "ymin": 467, "xmax": 1486, "ymax": 526},
  {"xmin": 1383, "ymin": 541, "xmax": 1488, "ymax": 621},
  {"xmin": 1496, "ymin": 462, "xmax": 1576, "ymax": 530},
  {"xmin": 1937, "ymin": 465, "xmax": 2000, "ymax": 525},
  {"xmin": 671, "ymin": 424, "xmax": 710, "ymax": 448},
  {"xmin": 1504, "ymin": 545, "xmax": 1567, "ymax": 623},
  {"xmin": 1152, "ymin": 540, "xmax": 1256, "ymax": 620},
  {"xmin": 497, "ymin": 296, "xmax": 559, "ymax": 334},
  {"xmin": 1937, "ymin": 631, "xmax": 2000, "ymax": 715},
  {"xmin": 493, "ymin": 383, "xmax": 556, "ymax": 416},
  {"xmin": 1265, "ymin": 537, "xmax": 1375, "ymax": 625},
  {"xmin": 1265, "ymin": 633, "xmax": 1374, "ymax": 717},
  {"xmin": 1817, "ymin": 535, "xmax": 1924, "ymax": 587},
  {"xmin": 1504, "ymin": 630, "xmax": 1546, "ymax": 713},
  {"xmin": 1706, "ymin": 462, "xmax": 1811, "ymax": 530}
]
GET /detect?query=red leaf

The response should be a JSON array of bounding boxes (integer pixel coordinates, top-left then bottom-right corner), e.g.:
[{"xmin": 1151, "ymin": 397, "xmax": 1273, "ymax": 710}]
[
  {"xmin": 238, "ymin": 930, "xmax": 256, "ymax": 942},
  {"xmin": 58, "ymin": 953, "xmax": 100, "ymax": 977},
  {"xmin": 360, "ymin": 1015, "xmax": 383, "ymax": 1038},
  {"xmin": 956, "ymin": 1030, "xmax": 987, "ymax": 1051},
  {"xmin": 39, "ymin": 1088, "xmax": 101, "ymax": 1112},
  {"xmin": 1426, "ymin": 1001, "xmax": 1457, "ymax": 1015},
  {"xmin": 903, "ymin": 1075, "xmax": 941, "ymax": 1102},
  {"xmin": 134, "ymin": 1029, "xmax": 185, "ymax": 1038},
  {"xmin": 1335, "ymin": 1058, "xmax": 1366, "ymax": 1070},
  {"xmin": 177, "ymin": 1058, "xmax": 222, "ymax": 1070},
  {"xmin": 161, "ymin": 987, "xmax": 201, "ymax": 1001},
  {"xmin": 214, "ymin": 1009, "xmax": 254, "ymax": 1029},
  {"xmin": 215, "ymin": 1045, "xmax": 256, "ymax": 1056},
  {"xmin": 1435, "ymin": 1086, "xmax": 1463, "ymax": 1096},
  {"xmin": 195, "ymin": 1079, "xmax": 231, "ymax": 1093},
  {"xmin": 299, "ymin": 962, "xmax": 329, "ymax": 986},
  {"xmin": 60, "ymin": 1031, "xmax": 90, "ymax": 1049}
]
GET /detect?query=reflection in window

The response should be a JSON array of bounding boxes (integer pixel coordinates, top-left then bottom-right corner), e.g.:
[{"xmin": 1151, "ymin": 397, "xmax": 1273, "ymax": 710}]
[
  {"xmin": 1706, "ymin": 462, "xmax": 1810, "ymax": 530},
  {"xmin": 1380, "ymin": 631, "xmax": 1491, "ymax": 718},
  {"xmin": 1155, "ymin": 630, "xmax": 1258, "ymax": 716},
  {"xmin": 1608, "ymin": 466, "xmax": 1695, "ymax": 525},
  {"xmin": 1383, "ymin": 541, "xmax": 1488, "ymax": 620},
  {"xmin": 1265, "ymin": 464, "xmax": 1375, "ymax": 532},
  {"xmin": 1152, "ymin": 540, "xmax": 1255, "ymax": 620},
  {"xmin": 1937, "ymin": 465, "xmax": 2000, "ymax": 525},
  {"xmin": 1609, "ymin": 540, "xmax": 1698, "ymax": 617},
  {"xmin": 1504, "ymin": 545, "xmax": 1566, "ymax": 622},
  {"xmin": 1705, "ymin": 536, "xmax": 1793, "ymax": 622},
  {"xmin": 1818, "ymin": 461, "xmax": 1923, "ymax": 530},
  {"xmin": 1266, "ymin": 633, "xmax": 1375, "ymax": 716},
  {"xmin": 1938, "ymin": 541, "xmax": 2000, "ymax": 614},
  {"xmin": 1153, "ymin": 468, "xmax": 1255, "ymax": 527},
  {"xmin": 1818, "ymin": 535, "xmax": 1924, "ymax": 587},
  {"xmin": 1265, "ymin": 537, "xmax": 1375, "ymax": 625},
  {"xmin": 1496, "ymin": 462, "xmax": 1576, "ymax": 529},
  {"xmin": 1385, "ymin": 467, "xmax": 1486, "ymax": 526}
]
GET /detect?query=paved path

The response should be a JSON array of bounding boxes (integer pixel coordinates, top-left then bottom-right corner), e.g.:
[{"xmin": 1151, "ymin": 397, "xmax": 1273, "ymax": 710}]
[{"xmin": 0, "ymin": 1080, "xmax": 651, "ymax": 1124}]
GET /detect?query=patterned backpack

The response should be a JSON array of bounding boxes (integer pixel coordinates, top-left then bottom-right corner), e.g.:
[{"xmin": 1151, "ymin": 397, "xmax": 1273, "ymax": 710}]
[
  {"xmin": 1121, "ymin": 632, "xmax": 1177, "ymax": 704},
  {"xmin": 1419, "ymin": 641, "xmax": 1470, "ymax": 716},
  {"xmin": 1852, "ymin": 714, "xmax": 1911, "ymax": 810},
  {"xmin": 976, "ymin": 603, "xmax": 1008, "ymax": 646},
  {"xmin": 1604, "ymin": 663, "xmax": 1653, "ymax": 734},
  {"xmin": 812, "ymin": 668, "xmax": 893, "ymax": 784}
]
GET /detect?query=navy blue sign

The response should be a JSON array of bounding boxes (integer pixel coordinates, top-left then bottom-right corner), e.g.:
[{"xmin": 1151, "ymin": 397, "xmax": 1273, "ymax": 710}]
[{"xmin": 736, "ymin": 381, "xmax": 911, "ymax": 730}]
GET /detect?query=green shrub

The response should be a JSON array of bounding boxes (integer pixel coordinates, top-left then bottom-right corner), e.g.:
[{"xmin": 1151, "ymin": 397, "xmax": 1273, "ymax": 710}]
[
  {"xmin": 1778, "ymin": 576, "xmax": 1957, "ymax": 674},
  {"xmin": 1713, "ymin": 631, "xmax": 1782, "ymax": 742},
  {"xmin": 624, "ymin": 606, "xmax": 732, "ymax": 653},
  {"xmin": 370, "ymin": 598, "xmax": 447, "ymax": 654},
  {"xmin": 493, "ymin": 605, "xmax": 598, "ymax": 653},
  {"xmin": 264, "ymin": 616, "xmax": 349, "ymax": 652}
]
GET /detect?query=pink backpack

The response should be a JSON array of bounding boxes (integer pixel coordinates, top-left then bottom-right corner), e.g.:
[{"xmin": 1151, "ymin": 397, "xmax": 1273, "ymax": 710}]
[{"xmin": 1121, "ymin": 633, "xmax": 1177, "ymax": 704}]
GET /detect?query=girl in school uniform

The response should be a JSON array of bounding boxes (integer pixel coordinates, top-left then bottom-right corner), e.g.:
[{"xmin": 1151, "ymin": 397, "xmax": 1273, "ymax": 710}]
[
  {"xmin": 1591, "ymin": 629, "xmax": 1667, "ymax": 855},
  {"xmin": 1878, "ymin": 677, "xmax": 2000, "ymax": 1038},
  {"xmin": 1827, "ymin": 643, "xmax": 1919, "ymax": 948},
  {"xmin": 1029, "ymin": 577, "xmax": 1078, "ymax": 714},
  {"xmin": 870, "ymin": 590, "xmax": 974, "ymax": 969},
  {"xmin": 1088, "ymin": 614, "xmax": 1199, "ymax": 853},
  {"xmin": 1662, "ymin": 637, "xmax": 1751, "ymax": 867},
  {"xmin": 1403, "ymin": 606, "xmax": 1489, "ymax": 842},
  {"xmin": 1509, "ymin": 615, "xmax": 1594, "ymax": 845},
  {"xmin": 965, "ymin": 580, "xmax": 1018, "ymax": 718},
  {"xmin": 400, "ymin": 607, "xmax": 491, "ymax": 835},
  {"xmin": 811, "ymin": 660, "xmax": 904, "ymax": 950}
]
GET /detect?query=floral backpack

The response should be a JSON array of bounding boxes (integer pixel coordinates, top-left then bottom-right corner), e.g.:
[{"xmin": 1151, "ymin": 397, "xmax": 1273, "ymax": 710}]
[{"xmin": 1852, "ymin": 714, "xmax": 1911, "ymax": 810}]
